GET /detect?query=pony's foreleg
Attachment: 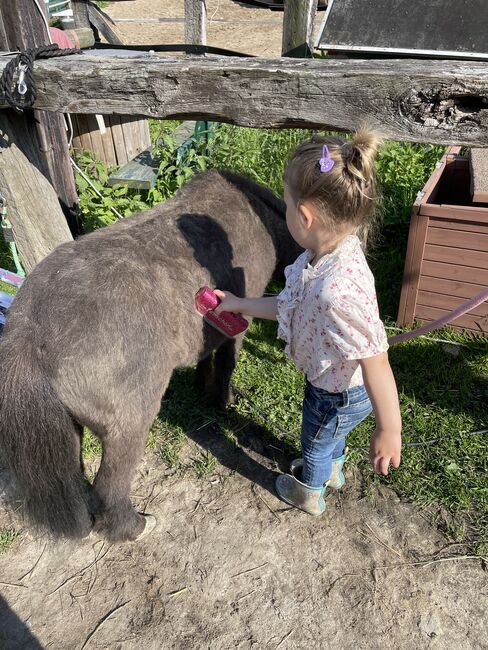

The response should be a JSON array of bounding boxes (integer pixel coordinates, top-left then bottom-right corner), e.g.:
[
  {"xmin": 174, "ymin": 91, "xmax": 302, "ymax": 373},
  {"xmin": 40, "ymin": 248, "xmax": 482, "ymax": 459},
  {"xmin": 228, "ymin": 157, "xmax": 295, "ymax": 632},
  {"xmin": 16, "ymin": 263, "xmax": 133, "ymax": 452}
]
[{"xmin": 213, "ymin": 335, "xmax": 244, "ymax": 409}]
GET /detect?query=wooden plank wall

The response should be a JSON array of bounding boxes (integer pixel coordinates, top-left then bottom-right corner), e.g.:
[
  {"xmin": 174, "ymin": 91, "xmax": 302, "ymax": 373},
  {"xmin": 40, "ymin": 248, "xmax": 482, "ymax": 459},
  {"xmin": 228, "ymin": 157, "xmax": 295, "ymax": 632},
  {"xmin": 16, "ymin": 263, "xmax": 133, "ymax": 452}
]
[{"xmin": 71, "ymin": 115, "xmax": 151, "ymax": 166}]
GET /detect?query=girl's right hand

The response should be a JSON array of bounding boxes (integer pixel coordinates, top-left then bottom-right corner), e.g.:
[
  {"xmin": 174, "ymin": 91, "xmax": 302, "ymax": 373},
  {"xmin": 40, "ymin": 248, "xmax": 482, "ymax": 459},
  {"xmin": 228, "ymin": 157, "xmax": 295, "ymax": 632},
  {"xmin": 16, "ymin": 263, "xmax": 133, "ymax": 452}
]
[{"xmin": 213, "ymin": 289, "xmax": 242, "ymax": 314}]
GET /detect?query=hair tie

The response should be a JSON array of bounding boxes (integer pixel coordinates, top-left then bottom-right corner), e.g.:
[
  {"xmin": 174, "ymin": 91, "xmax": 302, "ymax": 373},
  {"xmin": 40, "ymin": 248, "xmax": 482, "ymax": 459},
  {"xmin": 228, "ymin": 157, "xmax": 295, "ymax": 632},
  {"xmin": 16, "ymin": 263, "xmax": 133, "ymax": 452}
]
[{"xmin": 342, "ymin": 142, "xmax": 357, "ymax": 164}]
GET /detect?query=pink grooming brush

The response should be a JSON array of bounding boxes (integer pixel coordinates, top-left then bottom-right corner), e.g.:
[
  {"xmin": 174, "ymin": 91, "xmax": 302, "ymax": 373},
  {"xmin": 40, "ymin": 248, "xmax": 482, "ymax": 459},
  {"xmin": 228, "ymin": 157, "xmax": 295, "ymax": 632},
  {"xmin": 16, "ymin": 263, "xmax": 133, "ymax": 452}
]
[{"xmin": 195, "ymin": 287, "xmax": 248, "ymax": 338}]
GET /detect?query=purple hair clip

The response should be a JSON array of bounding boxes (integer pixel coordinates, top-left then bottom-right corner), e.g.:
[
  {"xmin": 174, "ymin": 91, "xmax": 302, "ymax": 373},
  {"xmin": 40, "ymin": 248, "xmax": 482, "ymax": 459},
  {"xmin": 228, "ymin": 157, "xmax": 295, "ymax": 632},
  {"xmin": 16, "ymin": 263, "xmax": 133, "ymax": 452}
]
[{"xmin": 319, "ymin": 144, "xmax": 335, "ymax": 173}]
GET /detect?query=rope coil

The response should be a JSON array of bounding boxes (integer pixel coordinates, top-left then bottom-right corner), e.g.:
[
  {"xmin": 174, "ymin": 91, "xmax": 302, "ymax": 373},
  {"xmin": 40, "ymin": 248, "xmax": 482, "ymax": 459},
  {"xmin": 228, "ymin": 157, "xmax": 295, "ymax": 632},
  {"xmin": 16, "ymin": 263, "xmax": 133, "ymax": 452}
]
[{"xmin": 0, "ymin": 43, "xmax": 82, "ymax": 113}]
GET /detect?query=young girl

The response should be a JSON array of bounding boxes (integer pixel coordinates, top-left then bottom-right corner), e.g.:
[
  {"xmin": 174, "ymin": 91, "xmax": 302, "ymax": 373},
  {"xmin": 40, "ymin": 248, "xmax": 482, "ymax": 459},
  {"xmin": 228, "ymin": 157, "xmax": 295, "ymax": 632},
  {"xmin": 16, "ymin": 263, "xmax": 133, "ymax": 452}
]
[{"xmin": 214, "ymin": 129, "xmax": 402, "ymax": 516}]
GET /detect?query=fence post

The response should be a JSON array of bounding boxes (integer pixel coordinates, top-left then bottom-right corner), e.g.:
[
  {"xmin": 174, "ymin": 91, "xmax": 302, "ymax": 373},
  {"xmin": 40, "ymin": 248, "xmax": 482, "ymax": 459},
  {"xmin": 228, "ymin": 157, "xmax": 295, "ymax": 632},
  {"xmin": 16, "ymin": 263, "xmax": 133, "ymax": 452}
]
[
  {"xmin": 282, "ymin": 0, "xmax": 318, "ymax": 57},
  {"xmin": 184, "ymin": 0, "xmax": 207, "ymax": 46},
  {"xmin": 0, "ymin": 0, "xmax": 77, "ymax": 271},
  {"xmin": 71, "ymin": 0, "xmax": 91, "ymax": 29}
]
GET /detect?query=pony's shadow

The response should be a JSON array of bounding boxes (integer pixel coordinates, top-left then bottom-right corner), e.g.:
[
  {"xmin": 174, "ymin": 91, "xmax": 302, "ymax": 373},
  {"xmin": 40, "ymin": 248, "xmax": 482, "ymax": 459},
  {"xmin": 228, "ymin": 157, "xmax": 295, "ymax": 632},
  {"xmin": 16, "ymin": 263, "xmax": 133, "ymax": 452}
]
[
  {"xmin": 160, "ymin": 369, "xmax": 294, "ymax": 496},
  {"xmin": 0, "ymin": 596, "xmax": 43, "ymax": 650}
]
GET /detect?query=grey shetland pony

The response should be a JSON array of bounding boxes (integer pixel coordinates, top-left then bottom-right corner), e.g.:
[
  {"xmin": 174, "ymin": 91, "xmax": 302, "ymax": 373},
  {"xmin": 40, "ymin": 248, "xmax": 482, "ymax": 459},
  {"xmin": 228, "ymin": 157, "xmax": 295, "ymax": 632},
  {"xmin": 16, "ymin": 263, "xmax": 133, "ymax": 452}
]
[{"xmin": 0, "ymin": 170, "xmax": 301, "ymax": 542}]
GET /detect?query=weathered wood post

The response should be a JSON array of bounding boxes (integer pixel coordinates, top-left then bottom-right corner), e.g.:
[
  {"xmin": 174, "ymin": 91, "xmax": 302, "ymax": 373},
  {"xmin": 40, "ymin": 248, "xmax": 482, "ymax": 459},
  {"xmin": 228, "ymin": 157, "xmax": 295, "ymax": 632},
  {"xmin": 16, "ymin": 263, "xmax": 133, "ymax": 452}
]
[
  {"xmin": 184, "ymin": 0, "xmax": 209, "ymax": 153},
  {"xmin": 71, "ymin": 0, "xmax": 91, "ymax": 29},
  {"xmin": 282, "ymin": 0, "xmax": 319, "ymax": 57},
  {"xmin": 184, "ymin": 0, "xmax": 207, "ymax": 46},
  {"xmin": 0, "ymin": 0, "xmax": 76, "ymax": 272}
]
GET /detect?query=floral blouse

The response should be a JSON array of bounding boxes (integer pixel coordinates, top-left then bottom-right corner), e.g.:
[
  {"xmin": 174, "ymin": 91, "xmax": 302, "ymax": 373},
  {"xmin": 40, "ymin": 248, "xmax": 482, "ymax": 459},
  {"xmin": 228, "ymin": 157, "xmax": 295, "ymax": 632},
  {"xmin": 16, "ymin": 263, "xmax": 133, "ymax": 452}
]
[{"xmin": 276, "ymin": 235, "xmax": 388, "ymax": 393}]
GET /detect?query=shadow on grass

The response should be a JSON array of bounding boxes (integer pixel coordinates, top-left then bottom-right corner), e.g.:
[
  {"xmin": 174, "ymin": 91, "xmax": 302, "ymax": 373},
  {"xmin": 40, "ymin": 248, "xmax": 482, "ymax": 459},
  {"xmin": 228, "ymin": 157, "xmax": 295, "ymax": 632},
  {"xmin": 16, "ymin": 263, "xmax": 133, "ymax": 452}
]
[
  {"xmin": 390, "ymin": 339, "xmax": 488, "ymax": 422},
  {"xmin": 158, "ymin": 367, "xmax": 294, "ymax": 498}
]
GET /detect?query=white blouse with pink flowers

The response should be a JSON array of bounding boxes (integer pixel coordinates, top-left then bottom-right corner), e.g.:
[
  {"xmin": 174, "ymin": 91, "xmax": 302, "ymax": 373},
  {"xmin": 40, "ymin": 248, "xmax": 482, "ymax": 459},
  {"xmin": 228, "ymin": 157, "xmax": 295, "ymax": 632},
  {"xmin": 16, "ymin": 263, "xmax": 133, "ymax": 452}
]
[{"xmin": 276, "ymin": 234, "xmax": 389, "ymax": 393}]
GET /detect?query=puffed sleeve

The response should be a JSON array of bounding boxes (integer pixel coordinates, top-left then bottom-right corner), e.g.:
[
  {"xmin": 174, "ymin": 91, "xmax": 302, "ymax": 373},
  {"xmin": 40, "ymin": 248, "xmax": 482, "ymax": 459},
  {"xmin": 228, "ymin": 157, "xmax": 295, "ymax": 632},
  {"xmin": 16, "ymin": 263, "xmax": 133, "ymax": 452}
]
[{"xmin": 324, "ymin": 276, "xmax": 389, "ymax": 360}]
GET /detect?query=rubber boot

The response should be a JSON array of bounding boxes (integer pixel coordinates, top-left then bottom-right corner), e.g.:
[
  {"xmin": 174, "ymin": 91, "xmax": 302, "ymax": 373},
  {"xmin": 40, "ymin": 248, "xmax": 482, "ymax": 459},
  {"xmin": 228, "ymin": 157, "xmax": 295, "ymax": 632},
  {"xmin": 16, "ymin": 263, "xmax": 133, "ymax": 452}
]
[
  {"xmin": 290, "ymin": 452, "xmax": 346, "ymax": 490},
  {"xmin": 275, "ymin": 470, "xmax": 326, "ymax": 516}
]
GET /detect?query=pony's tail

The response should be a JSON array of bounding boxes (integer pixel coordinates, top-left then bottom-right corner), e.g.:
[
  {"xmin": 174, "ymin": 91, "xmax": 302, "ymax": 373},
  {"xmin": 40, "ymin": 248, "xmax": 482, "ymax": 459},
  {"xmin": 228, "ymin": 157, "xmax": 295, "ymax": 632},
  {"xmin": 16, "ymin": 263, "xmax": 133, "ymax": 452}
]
[{"xmin": 0, "ymin": 339, "xmax": 92, "ymax": 538}]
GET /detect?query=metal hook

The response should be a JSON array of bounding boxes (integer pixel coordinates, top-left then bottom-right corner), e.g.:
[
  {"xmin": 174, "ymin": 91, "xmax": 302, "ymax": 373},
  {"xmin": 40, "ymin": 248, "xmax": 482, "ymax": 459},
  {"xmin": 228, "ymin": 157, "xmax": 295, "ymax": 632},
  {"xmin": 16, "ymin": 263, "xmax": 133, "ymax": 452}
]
[{"xmin": 17, "ymin": 63, "xmax": 28, "ymax": 96}]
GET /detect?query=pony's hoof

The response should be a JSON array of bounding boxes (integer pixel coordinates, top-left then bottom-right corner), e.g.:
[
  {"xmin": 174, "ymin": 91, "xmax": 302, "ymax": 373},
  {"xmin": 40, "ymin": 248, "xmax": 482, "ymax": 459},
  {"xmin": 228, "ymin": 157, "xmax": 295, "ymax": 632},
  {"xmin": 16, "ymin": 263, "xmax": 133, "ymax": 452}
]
[{"xmin": 133, "ymin": 514, "xmax": 157, "ymax": 541}]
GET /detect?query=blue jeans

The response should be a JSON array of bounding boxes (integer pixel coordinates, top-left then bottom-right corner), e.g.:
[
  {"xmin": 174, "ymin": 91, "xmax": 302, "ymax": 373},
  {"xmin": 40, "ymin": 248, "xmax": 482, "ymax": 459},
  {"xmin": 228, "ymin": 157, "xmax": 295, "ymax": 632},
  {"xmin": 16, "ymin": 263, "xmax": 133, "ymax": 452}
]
[{"xmin": 301, "ymin": 381, "xmax": 372, "ymax": 488}]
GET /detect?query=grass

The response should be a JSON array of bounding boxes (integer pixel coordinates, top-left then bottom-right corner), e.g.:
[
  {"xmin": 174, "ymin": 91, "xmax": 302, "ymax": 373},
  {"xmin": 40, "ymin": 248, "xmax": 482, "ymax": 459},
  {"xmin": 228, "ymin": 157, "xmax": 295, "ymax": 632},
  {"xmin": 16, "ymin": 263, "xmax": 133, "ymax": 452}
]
[
  {"xmin": 0, "ymin": 529, "xmax": 20, "ymax": 554},
  {"xmin": 193, "ymin": 451, "xmax": 218, "ymax": 479},
  {"xmin": 4, "ymin": 123, "xmax": 487, "ymax": 555}
]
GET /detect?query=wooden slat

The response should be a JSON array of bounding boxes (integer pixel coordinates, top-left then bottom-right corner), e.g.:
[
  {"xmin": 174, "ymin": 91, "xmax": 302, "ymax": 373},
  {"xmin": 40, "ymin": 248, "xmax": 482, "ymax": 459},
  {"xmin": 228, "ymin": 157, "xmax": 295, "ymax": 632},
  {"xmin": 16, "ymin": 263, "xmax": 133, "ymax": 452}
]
[
  {"xmin": 137, "ymin": 118, "xmax": 151, "ymax": 152},
  {"xmin": 420, "ymin": 203, "xmax": 488, "ymax": 222},
  {"xmin": 110, "ymin": 115, "xmax": 127, "ymax": 165},
  {"xmin": 426, "ymin": 227, "xmax": 488, "ymax": 252},
  {"xmin": 101, "ymin": 116, "xmax": 118, "ymax": 166},
  {"xmin": 417, "ymin": 290, "xmax": 487, "ymax": 317},
  {"xmin": 120, "ymin": 116, "xmax": 137, "ymax": 162},
  {"xmin": 86, "ymin": 114, "xmax": 104, "ymax": 162},
  {"xmin": 415, "ymin": 304, "xmax": 488, "ymax": 333},
  {"xmin": 422, "ymin": 260, "xmax": 488, "ymax": 286},
  {"xmin": 71, "ymin": 114, "xmax": 92, "ymax": 152},
  {"xmin": 429, "ymin": 218, "xmax": 488, "ymax": 235},
  {"xmin": 419, "ymin": 275, "xmax": 487, "ymax": 301},
  {"xmin": 424, "ymin": 243, "xmax": 488, "ymax": 269}
]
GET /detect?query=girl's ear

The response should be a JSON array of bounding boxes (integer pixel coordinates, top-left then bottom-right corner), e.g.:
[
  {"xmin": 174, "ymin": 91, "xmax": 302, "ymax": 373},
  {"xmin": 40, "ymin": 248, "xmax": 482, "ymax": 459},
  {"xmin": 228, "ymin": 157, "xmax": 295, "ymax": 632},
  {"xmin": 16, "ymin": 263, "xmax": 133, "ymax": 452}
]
[{"xmin": 298, "ymin": 201, "xmax": 316, "ymax": 230}]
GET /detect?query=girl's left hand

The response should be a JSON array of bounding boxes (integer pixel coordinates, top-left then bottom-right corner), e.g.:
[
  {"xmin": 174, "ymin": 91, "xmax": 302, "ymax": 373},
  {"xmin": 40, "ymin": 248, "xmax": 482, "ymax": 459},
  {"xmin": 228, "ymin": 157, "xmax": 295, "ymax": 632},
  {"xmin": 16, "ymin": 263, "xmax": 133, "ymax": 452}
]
[{"xmin": 369, "ymin": 428, "xmax": 402, "ymax": 475}]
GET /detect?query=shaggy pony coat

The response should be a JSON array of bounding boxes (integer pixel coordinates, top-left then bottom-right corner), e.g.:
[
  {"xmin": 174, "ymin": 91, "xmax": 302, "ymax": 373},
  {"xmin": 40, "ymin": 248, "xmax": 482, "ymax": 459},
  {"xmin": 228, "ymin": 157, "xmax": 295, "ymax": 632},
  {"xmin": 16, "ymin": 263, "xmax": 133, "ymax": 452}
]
[{"xmin": 0, "ymin": 170, "xmax": 301, "ymax": 541}]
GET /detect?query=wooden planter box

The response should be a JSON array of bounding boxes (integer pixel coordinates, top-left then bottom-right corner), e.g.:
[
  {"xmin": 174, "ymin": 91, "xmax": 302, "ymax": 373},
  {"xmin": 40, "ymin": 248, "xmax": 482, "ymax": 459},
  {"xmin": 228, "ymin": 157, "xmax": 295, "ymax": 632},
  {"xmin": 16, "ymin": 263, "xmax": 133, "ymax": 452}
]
[{"xmin": 397, "ymin": 147, "xmax": 488, "ymax": 334}]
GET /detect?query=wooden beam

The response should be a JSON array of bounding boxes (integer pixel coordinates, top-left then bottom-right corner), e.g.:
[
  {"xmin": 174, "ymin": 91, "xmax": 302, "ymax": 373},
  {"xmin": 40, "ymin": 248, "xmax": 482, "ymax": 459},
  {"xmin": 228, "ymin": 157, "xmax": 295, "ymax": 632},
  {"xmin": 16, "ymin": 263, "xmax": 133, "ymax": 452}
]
[
  {"xmin": 184, "ymin": 0, "xmax": 207, "ymax": 46},
  {"xmin": 5, "ymin": 54, "xmax": 488, "ymax": 145},
  {"xmin": 282, "ymin": 0, "xmax": 318, "ymax": 57}
]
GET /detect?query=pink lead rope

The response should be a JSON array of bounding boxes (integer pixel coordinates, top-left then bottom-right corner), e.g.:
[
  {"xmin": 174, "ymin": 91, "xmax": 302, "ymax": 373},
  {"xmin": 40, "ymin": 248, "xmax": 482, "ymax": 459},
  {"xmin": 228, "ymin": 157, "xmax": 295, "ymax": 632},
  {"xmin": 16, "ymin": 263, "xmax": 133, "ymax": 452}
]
[{"xmin": 387, "ymin": 286, "xmax": 488, "ymax": 345}]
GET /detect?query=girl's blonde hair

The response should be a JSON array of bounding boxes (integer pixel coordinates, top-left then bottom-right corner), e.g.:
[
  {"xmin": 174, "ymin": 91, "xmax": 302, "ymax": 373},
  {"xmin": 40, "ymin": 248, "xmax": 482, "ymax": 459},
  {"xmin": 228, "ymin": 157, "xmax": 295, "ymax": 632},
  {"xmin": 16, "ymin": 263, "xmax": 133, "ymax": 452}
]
[{"xmin": 284, "ymin": 128, "xmax": 383, "ymax": 246}]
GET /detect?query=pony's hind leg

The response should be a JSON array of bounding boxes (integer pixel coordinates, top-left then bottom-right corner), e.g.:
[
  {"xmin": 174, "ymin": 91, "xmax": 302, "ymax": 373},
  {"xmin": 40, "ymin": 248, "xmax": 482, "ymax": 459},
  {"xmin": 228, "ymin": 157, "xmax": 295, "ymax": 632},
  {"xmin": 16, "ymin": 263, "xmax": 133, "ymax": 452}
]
[
  {"xmin": 194, "ymin": 353, "xmax": 214, "ymax": 400},
  {"xmin": 92, "ymin": 421, "xmax": 150, "ymax": 542}
]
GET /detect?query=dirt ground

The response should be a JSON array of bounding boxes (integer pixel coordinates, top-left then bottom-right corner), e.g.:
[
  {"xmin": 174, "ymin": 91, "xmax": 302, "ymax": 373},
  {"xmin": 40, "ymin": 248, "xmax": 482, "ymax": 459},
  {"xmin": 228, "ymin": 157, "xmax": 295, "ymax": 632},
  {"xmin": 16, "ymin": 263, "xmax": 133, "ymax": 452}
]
[
  {"xmin": 1, "ymin": 428, "xmax": 487, "ymax": 650},
  {"xmin": 103, "ymin": 0, "xmax": 325, "ymax": 57},
  {"xmin": 1, "ymin": 2, "xmax": 487, "ymax": 649}
]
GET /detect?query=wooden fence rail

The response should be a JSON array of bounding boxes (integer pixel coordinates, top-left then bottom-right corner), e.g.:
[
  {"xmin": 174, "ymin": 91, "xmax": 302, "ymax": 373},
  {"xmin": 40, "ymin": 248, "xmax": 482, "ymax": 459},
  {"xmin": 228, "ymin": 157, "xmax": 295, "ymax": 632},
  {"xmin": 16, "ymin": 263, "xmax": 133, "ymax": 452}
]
[{"xmin": 2, "ymin": 54, "xmax": 488, "ymax": 145}]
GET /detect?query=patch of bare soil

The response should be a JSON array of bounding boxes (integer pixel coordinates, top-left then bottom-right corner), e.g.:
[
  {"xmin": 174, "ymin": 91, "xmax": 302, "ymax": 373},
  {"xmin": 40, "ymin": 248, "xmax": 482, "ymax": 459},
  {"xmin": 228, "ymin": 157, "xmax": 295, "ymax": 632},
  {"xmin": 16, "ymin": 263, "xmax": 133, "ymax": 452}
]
[
  {"xmin": 102, "ymin": 0, "xmax": 324, "ymax": 57},
  {"xmin": 0, "ymin": 426, "xmax": 486, "ymax": 649}
]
